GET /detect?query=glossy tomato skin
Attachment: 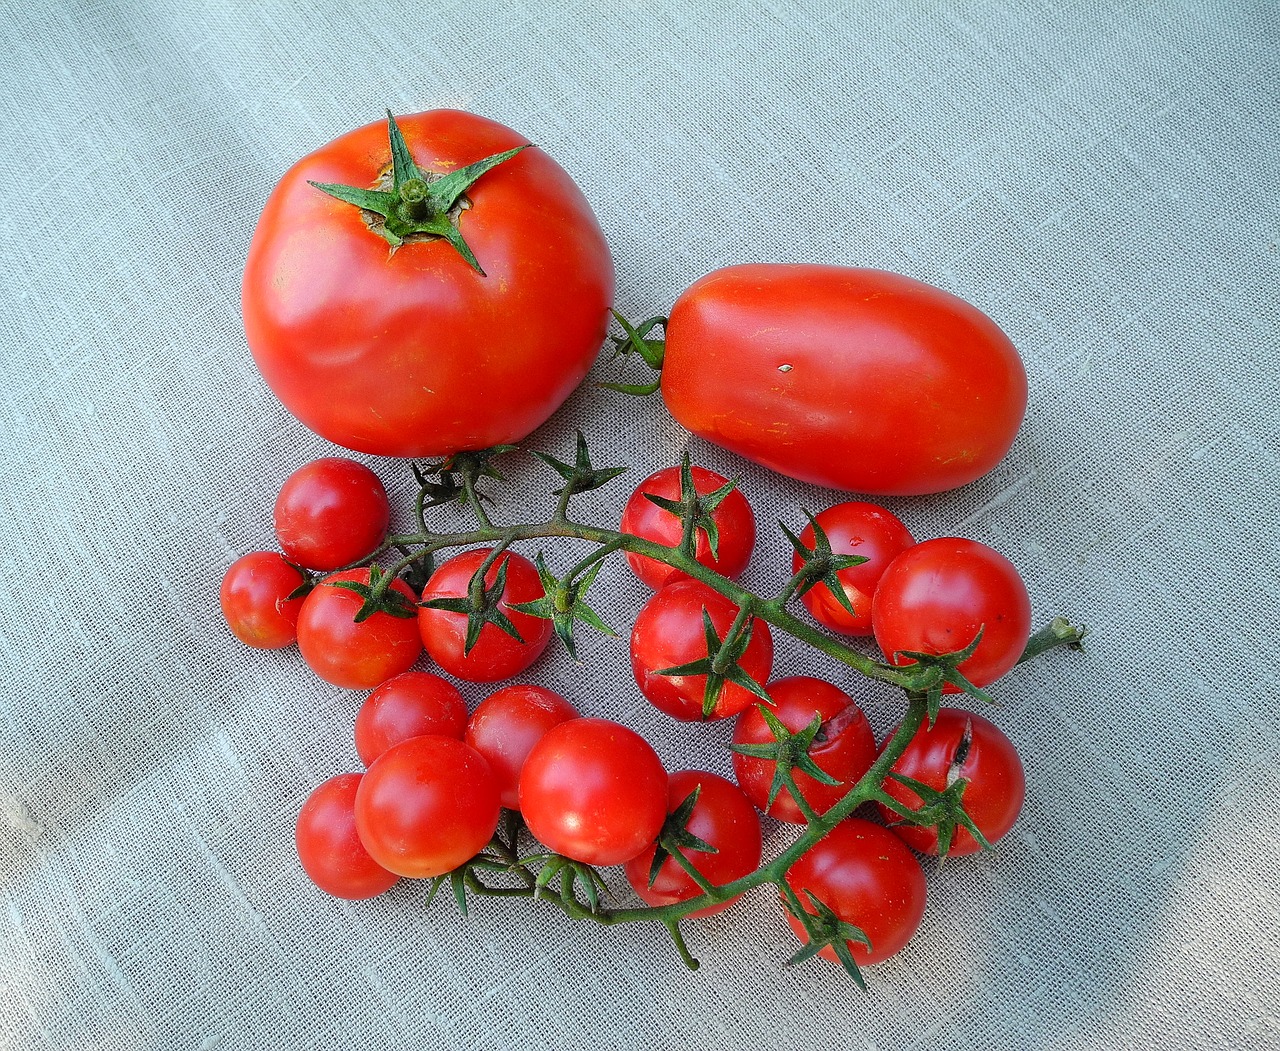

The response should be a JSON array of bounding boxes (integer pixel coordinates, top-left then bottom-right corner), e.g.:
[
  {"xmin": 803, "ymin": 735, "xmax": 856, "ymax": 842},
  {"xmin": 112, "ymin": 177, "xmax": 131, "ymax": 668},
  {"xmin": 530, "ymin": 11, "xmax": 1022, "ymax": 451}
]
[
  {"xmin": 784, "ymin": 818, "xmax": 926, "ymax": 966},
  {"xmin": 519, "ymin": 718, "xmax": 667, "ymax": 866},
  {"xmin": 732, "ymin": 677, "xmax": 877, "ymax": 824},
  {"xmin": 872, "ymin": 538, "xmax": 1032, "ymax": 691},
  {"xmin": 630, "ymin": 579, "xmax": 773, "ymax": 721},
  {"xmin": 295, "ymin": 774, "xmax": 398, "ymax": 899},
  {"xmin": 794, "ymin": 503, "xmax": 915, "ymax": 636},
  {"xmin": 877, "ymin": 708, "xmax": 1024, "ymax": 855},
  {"xmin": 623, "ymin": 770, "xmax": 762, "ymax": 918},
  {"xmin": 274, "ymin": 458, "xmax": 390, "ymax": 571},
  {"xmin": 620, "ymin": 466, "xmax": 755, "ymax": 589},
  {"xmin": 354, "ymin": 735, "xmax": 500, "ymax": 878},
  {"xmin": 242, "ymin": 110, "xmax": 614, "ymax": 456},
  {"xmin": 418, "ymin": 549, "xmax": 552, "ymax": 682},
  {"xmin": 465, "ymin": 684, "xmax": 579, "ymax": 810},
  {"xmin": 296, "ymin": 569, "xmax": 422, "ymax": 690},
  {"xmin": 661, "ymin": 264, "xmax": 1026, "ymax": 495},
  {"xmin": 220, "ymin": 551, "xmax": 306, "ymax": 649},
  {"xmin": 354, "ymin": 671, "xmax": 467, "ymax": 767}
]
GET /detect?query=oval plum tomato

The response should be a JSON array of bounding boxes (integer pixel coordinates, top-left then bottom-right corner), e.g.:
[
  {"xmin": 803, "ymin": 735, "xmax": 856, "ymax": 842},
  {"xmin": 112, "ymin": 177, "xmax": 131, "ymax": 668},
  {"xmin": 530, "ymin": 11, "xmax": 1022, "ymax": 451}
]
[
  {"xmin": 273, "ymin": 458, "xmax": 390, "ymax": 571},
  {"xmin": 295, "ymin": 773, "xmax": 398, "ymax": 899},
  {"xmin": 519, "ymin": 718, "xmax": 667, "ymax": 866},
  {"xmin": 219, "ymin": 551, "xmax": 306, "ymax": 649},
  {"xmin": 630, "ymin": 579, "xmax": 773, "ymax": 721},
  {"xmin": 354, "ymin": 735, "xmax": 500, "ymax": 878},
  {"xmin": 620, "ymin": 465, "xmax": 755, "ymax": 589},
  {"xmin": 623, "ymin": 770, "xmax": 762, "ymax": 918},
  {"xmin": 354, "ymin": 671, "xmax": 467, "ymax": 767},
  {"xmin": 418, "ymin": 549, "xmax": 552, "ymax": 682},
  {"xmin": 659, "ymin": 264, "xmax": 1026, "ymax": 495},
  {"xmin": 872, "ymin": 538, "xmax": 1032, "ymax": 691},
  {"xmin": 242, "ymin": 110, "xmax": 614, "ymax": 456},
  {"xmin": 731, "ymin": 677, "xmax": 877, "ymax": 824},
  {"xmin": 792, "ymin": 502, "xmax": 914, "ymax": 636},
  {"xmin": 783, "ymin": 818, "xmax": 926, "ymax": 967},
  {"xmin": 877, "ymin": 708, "xmax": 1025, "ymax": 856},
  {"xmin": 465, "ymin": 684, "xmax": 579, "ymax": 810},
  {"xmin": 296, "ymin": 568, "xmax": 421, "ymax": 690}
]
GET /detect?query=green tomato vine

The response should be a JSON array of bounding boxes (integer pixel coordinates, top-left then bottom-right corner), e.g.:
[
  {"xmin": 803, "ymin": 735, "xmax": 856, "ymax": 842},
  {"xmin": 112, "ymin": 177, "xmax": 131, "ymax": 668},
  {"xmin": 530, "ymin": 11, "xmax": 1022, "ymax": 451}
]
[{"xmin": 311, "ymin": 432, "xmax": 1085, "ymax": 987}]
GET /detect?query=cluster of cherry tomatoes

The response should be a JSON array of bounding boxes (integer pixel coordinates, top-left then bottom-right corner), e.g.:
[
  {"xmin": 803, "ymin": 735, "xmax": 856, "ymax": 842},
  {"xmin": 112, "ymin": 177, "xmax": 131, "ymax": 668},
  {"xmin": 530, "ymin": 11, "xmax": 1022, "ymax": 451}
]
[{"xmin": 220, "ymin": 454, "xmax": 1031, "ymax": 969}]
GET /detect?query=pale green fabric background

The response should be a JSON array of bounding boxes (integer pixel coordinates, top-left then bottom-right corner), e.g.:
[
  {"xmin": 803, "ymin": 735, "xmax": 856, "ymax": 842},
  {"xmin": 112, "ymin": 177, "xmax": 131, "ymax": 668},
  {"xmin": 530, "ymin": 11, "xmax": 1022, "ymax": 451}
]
[{"xmin": 1, "ymin": 1, "xmax": 1277, "ymax": 1048}]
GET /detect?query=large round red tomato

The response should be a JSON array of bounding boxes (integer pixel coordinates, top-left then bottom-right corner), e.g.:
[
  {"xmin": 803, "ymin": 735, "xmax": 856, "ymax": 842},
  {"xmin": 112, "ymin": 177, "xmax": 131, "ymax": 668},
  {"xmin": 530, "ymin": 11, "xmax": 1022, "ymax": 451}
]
[
  {"xmin": 242, "ymin": 110, "xmax": 614, "ymax": 456},
  {"xmin": 783, "ymin": 818, "xmax": 926, "ymax": 966},
  {"xmin": 620, "ymin": 465, "xmax": 755, "ymax": 589},
  {"xmin": 519, "ymin": 718, "xmax": 667, "ymax": 866},
  {"xmin": 417, "ymin": 548, "xmax": 552, "ymax": 682},
  {"xmin": 623, "ymin": 770, "xmax": 762, "ymax": 918},
  {"xmin": 354, "ymin": 735, "xmax": 500, "ymax": 878},
  {"xmin": 872, "ymin": 538, "xmax": 1032, "ymax": 691},
  {"xmin": 731, "ymin": 676, "xmax": 877, "ymax": 824},
  {"xmin": 877, "ymin": 708, "xmax": 1024, "ymax": 856},
  {"xmin": 296, "ymin": 569, "xmax": 422, "ymax": 690},
  {"xmin": 660, "ymin": 264, "xmax": 1026, "ymax": 495},
  {"xmin": 295, "ymin": 773, "xmax": 398, "ymax": 900},
  {"xmin": 630, "ymin": 579, "xmax": 773, "ymax": 721}
]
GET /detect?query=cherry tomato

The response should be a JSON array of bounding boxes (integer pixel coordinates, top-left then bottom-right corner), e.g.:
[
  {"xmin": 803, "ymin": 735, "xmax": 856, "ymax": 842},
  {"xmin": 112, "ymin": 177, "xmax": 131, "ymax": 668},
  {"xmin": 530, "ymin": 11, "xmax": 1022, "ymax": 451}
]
[
  {"xmin": 354, "ymin": 671, "xmax": 467, "ymax": 767},
  {"xmin": 519, "ymin": 718, "xmax": 667, "ymax": 866},
  {"xmin": 296, "ymin": 568, "xmax": 422, "ymax": 690},
  {"xmin": 731, "ymin": 677, "xmax": 877, "ymax": 824},
  {"xmin": 242, "ymin": 110, "xmax": 614, "ymax": 457},
  {"xmin": 623, "ymin": 770, "xmax": 762, "ymax": 918},
  {"xmin": 273, "ymin": 457, "xmax": 390, "ymax": 571},
  {"xmin": 418, "ymin": 549, "xmax": 552, "ymax": 682},
  {"xmin": 219, "ymin": 551, "xmax": 306, "ymax": 649},
  {"xmin": 465, "ymin": 684, "xmax": 578, "ymax": 810},
  {"xmin": 630, "ymin": 579, "xmax": 773, "ymax": 721},
  {"xmin": 877, "ymin": 708, "xmax": 1025, "ymax": 856},
  {"xmin": 620, "ymin": 465, "xmax": 755, "ymax": 589},
  {"xmin": 792, "ymin": 502, "xmax": 914, "ymax": 636},
  {"xmin": 872, "ymin": 538, "xmax": 1032, "ymax": 691},
  {"xmin": 783, "ymin": 818, "xmax": 926, "ymax": 966},
  {"xmin": 354, "ymin": 735, "xmax": 500, "ymax": 878},
  {"xmin": 660, "ymin": 264, "xmax": 1026, "ymax": 495},
  {"xmin": 295, "ymin": 773, "xmax": 398, "ymax": 899}
]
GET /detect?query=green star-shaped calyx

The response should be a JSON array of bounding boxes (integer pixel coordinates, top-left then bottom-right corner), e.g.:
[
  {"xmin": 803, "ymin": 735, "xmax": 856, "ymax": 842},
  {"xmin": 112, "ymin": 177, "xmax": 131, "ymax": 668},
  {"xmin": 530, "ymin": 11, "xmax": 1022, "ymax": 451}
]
[
  {"xmin": 654, "ymin": 607, "xmax": 771, "ymax": 719},
  {"xmin": 780, "ymin": 510, "xmax": 868, "ymax": 619},
  {"xmin": 508, "ymin": 552, "xmax": 618, "ymax": 662},
  {"xmin": 309, "ymin": 110, "xmax": 529, "ymax": 274}
]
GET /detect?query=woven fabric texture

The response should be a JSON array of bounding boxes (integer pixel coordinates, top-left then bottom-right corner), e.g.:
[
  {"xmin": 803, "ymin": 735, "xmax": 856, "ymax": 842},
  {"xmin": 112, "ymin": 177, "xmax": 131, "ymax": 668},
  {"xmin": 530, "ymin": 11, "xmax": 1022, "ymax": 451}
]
[{"xmin": 1, "ymin": 1, "xmax": 1277, "ymax": 1048}]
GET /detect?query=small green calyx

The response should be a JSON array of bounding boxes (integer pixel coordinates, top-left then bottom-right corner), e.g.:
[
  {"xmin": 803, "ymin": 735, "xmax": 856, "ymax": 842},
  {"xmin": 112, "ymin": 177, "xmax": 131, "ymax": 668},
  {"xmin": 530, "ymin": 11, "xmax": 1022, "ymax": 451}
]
[
  {"xmin": 308, "ymin": 110, "xmax": 529, "ymax": 275},
  {"xmin": 654, "ymin": 607, "xmax": 770, "ymax": 719},
  {"xmin": 729, "ymin": 707, "xmax": 841, "ymax": 817}
]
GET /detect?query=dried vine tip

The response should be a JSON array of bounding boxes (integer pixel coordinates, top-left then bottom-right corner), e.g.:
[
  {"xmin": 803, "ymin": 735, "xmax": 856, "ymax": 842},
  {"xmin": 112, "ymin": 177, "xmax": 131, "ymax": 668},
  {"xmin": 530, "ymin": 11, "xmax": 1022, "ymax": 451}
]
[{"xmin": 309, "ymin": 111, "xmax": 529, "ymax": 272}]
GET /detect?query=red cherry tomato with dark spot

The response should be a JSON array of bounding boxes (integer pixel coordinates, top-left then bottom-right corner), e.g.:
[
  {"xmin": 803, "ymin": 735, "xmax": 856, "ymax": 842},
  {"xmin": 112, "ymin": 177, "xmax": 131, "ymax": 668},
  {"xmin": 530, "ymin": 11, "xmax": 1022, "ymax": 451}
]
[
  {"xmin": 872, "ymin": 537, "xmax": 1032, "ymax": 691},
  {"xmin": 274, "ymin": 457, "xmax": 390, "ymax": 571},
  {"xmin": 620, "ymin": 465, "xmax": 755, "ymax": 589},
  {"xmin": 220, "ymin": 551, "xmax": 306, "ymax": 649},
  {"xmin": 295, "ymin": 773, "xmax": 398, "ymax": 899},
  {"xmin": 354, "ymin": 671, "xmax": 468, "ymax": 767},
  {"xmin": 877, "ymin": 708, "xmax": 1025, "ymax": 856},
  {"xmin": 732, "ymin": 676, "xmax": 877, "ymax": 824}
]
